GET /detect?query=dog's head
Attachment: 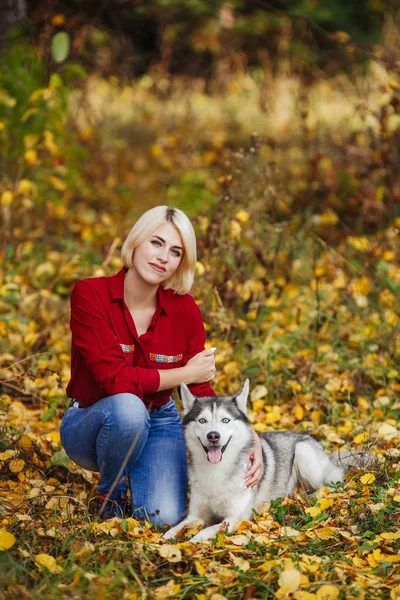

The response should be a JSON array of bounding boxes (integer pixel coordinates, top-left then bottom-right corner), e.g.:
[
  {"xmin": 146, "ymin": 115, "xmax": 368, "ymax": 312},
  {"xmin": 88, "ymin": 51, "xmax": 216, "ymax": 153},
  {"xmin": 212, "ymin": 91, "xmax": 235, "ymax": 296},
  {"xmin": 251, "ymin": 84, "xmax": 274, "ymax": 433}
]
[{"xmin": 180, "ymin": 379, "xmax": 251, "ymax": 464}]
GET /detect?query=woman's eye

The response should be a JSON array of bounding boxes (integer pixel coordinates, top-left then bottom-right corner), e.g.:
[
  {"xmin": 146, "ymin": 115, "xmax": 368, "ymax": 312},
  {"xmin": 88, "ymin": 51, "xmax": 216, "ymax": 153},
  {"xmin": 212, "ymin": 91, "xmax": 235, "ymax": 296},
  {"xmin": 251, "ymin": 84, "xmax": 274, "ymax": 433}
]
[
  {"xmin": 222, "ymin": 418, "xmax": 230, "ymax": 423},
  {"xmin": 199, "ymin": 418, "xmax": 207, "ymax": 424},
  {"xmin": 151, "ymin": 240, "xmax": 161, "ymax": 246},
  {"xmin": 171, "ymin": 249, "xmax": 182, "ymax": 257}
]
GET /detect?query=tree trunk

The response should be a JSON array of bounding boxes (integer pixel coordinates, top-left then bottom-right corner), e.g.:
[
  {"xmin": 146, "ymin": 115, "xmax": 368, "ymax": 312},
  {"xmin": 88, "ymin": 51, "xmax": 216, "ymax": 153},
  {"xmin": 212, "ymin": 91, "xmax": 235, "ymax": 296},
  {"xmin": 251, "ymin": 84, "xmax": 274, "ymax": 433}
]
[{"xmin": 0, "ymin": 0, "xmax": 27, "ymax": 35}]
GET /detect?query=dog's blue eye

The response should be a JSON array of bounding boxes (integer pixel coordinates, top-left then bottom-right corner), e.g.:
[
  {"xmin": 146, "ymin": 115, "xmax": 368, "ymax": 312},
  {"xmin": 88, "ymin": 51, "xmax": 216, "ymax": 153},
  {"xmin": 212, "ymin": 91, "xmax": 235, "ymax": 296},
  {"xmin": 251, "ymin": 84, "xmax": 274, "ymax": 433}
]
[
  {"xmin": 199, "ymin": 418, "xmax": 207, "ymax": 424},
  {"xmin": 222, "ymin": 418, "xmax": 230, "ymax": 423}
]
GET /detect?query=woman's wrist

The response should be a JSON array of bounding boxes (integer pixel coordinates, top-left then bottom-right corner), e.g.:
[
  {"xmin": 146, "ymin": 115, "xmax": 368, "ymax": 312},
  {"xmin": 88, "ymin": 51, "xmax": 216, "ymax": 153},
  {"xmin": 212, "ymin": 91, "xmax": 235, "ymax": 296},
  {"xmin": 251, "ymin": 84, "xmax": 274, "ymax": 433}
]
[{"xmin": 157, "ymin": 365, "xmax": 192, "ymax": 392}]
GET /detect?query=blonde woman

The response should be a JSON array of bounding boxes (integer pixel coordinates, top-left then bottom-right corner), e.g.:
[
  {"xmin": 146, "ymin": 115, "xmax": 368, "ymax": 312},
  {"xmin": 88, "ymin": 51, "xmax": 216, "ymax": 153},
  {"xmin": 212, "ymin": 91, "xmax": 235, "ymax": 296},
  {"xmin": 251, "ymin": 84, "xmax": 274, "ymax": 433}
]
[{"xmin": 61, "ymin": 206, "xmax": 262, "ymax": 524}]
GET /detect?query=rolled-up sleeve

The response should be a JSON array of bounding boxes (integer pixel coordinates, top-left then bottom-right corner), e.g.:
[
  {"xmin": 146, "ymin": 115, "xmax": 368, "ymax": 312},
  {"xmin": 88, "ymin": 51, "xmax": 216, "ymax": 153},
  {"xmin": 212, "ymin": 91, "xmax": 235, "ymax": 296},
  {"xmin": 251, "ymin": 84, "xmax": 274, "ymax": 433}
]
[{"xmin": 70, "ymin": 281, "xmax": 160, "ymax": 398}]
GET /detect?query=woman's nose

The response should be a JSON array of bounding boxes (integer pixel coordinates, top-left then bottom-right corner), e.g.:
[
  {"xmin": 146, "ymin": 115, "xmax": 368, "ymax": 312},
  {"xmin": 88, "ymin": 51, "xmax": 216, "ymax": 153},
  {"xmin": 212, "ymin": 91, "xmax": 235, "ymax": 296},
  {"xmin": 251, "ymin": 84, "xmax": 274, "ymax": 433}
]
[{"xmin": 156, "ymin": 247, "xmax": 168, "ymax": 262}]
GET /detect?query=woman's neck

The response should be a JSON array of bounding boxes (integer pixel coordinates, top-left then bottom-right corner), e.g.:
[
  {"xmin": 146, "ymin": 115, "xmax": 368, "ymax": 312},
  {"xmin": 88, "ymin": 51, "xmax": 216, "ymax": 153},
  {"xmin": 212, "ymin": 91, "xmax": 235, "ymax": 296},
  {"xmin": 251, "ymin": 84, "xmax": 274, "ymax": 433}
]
[{"xmin": 123, "ymin": 268, "xmax": 158, "ymax": 309}]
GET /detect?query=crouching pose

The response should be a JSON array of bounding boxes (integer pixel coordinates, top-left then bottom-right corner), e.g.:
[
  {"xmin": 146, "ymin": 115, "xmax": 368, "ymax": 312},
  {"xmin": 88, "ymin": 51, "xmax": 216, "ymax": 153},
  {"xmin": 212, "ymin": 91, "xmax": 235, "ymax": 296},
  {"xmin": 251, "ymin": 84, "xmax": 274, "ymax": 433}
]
[{"xmin": 60, "ymin": 207, "xmax": 263, "ymax": 524}]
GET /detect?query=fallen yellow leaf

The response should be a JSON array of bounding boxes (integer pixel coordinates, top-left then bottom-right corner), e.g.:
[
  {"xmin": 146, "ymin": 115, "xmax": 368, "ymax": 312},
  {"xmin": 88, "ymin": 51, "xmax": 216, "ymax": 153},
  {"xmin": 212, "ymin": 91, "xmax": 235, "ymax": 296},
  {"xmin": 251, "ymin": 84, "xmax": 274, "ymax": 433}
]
[
  {"xmin": 294, "ymin": 592, "xmax": 317, "ymax": 600},
  {"xmin": 314, "ymin": 526, "xmax": 336, "ymax": 540},
  {"xmin": 236, "ymin": 210, "xmax": 249, "ymax": 223},
  {"xmin": 294, "ymin": 404, "xmax": 305, "ymax": 421},
  {"xmin": 195, "ymin": 560, "xmax": 206, "ymax": 576},
  {"xmin": 254, "ymin": 422, "xmax": 268, "ymax": 432},
  {"xmin": 380, "ymin": 531, "xmax": 400, "ymax": 541},
  {"xmin": 158, "ymin": 544, "xmax": 182, "ymax": 563},
  {"xmin": 360, "ymin": 473, "xmax": 375, "ymax": 485},
  {"xmin": 34, "ymin": 553, "xmax": 63, "ymax": 573},
  {"xmin": 377, "ymin": 423, "xmax": 399, "ymax": 440},
  {"xmin": 19, "ymin": 434, "xmax": 33, "ymax": 450},
  {"xmin": 228, "ymin": 534, "xmax": 249, "ymax": 546},
  {"xmin": 353, "ymin": 432, "xmax": 369, "ymax": 444},
  {"xmin": 305, "ymin": 506, "xmax": 321, "ymax": 518},
  {"xmin": 9, "ymin": 458, "xmax": 25, "ymax": 473},
  {"xmin": 316, "ymin": 584, "xmax": 339, "ymax": 600},
  {"xmin": 0, "ymin": 530, "xmax": 16, "ymax": 551},
  {"xmin": 0, "ymin": 450, "xmax": 17, "ymax": 461},
  {"xmin": 229, "ymin": 552, "xmax": 250, "ymax": 571},
  {"xmin": 370, "ymin": 548, "xmax": 400, "ymax": 564},
  {"xmin": 280, "ymin": 526, "xmax": 302, "ymax": 538},
  {"xmin": 391, "ymin": 586, "xmax": 400, "ymax": 600},
  {"xmin": 153, "ymin": 579, "xmax": 181, "ymax": 599},
  {"xmin": 319, "ymin": 499, "xmax": 334, "ymax": 510},
  {"xmin": 252, "ymin": 399, "xmax": 266, "ymax": 411},
  {"xmin": 278, "ymin": 566, "xmax": 301, "ymax": 594}
]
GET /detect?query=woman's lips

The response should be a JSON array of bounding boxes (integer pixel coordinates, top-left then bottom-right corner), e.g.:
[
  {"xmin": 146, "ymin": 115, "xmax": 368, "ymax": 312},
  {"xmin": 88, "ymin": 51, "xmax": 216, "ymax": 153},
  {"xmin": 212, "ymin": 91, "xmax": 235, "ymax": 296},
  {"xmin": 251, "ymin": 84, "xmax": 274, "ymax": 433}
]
[{"xmin": 149, "ymin": 263, "xmax": 166, "ymax": 273}]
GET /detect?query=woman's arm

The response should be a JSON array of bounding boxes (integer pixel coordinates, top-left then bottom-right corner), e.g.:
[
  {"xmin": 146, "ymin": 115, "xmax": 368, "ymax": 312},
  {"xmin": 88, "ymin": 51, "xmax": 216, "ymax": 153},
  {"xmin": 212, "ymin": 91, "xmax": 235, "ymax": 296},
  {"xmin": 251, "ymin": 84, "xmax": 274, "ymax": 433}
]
[{"xmin": 157, "ymin": 348, "xmax": 216, "ymax": 392}]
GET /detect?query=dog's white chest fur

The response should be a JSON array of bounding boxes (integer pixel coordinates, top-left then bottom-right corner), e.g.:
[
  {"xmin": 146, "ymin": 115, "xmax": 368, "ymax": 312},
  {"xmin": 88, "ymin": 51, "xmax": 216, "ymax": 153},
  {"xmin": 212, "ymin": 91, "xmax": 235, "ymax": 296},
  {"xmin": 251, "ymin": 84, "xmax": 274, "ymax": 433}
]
[{"xmin": 189, "ymin": 458, "xmax": 254, "ymax": 523}]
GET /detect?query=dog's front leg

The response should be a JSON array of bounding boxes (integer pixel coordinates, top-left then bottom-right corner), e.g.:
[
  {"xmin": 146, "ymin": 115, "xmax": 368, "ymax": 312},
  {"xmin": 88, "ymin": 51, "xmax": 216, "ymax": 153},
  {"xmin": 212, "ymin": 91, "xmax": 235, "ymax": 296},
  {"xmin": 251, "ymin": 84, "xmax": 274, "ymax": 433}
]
[
  {"xmin": 190, "ymin": 507, "xmax": 253, "ymax": 543},
  {"xmin": 163, "ymin": 516, "xmax": 204, "ymax": 540},
  {"xmin": 190, "ymin": 521, "xmax": 226, "ymax": 542}
]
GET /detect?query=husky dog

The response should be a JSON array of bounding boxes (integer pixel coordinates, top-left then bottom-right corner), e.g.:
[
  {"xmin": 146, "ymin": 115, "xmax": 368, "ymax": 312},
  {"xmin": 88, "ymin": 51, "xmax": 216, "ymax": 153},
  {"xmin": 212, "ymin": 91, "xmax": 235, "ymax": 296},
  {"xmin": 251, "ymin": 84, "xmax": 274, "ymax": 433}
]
[{"xmin": 164, "ymin": 380, "xmax": 370, "ymax": 542}]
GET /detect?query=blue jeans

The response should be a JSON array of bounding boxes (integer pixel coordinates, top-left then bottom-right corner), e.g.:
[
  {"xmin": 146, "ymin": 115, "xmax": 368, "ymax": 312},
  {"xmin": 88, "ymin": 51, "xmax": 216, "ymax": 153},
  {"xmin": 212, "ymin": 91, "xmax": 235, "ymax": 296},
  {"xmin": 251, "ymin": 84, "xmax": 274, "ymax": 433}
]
[{"xmin": 60, "ymin": 394, "xmax": 188, "ymax": 526}]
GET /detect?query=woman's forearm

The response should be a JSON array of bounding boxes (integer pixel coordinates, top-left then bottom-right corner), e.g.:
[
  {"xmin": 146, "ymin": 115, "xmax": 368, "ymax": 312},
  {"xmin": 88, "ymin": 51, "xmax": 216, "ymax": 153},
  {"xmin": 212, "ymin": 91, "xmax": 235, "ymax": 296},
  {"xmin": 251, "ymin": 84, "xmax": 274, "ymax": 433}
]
[
  {"xmin": 156, "ymin": 348, "xmax": 216, "ymax": 392},
  {"xmin": 157, "ymin": 367, "xmax": 191, "ymax": 392}
]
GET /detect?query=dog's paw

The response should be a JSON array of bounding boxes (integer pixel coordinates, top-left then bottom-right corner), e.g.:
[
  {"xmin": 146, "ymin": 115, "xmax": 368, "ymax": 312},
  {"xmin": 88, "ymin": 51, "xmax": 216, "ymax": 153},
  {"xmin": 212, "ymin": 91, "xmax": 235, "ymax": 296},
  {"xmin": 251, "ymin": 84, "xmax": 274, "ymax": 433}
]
[
  {"xmin": 190, "ymin": 522, "xmax": 225, "ymax": 543},
  {"xmin": 163, "ymin": 527, "xmax": 178, "ymax": 540}
]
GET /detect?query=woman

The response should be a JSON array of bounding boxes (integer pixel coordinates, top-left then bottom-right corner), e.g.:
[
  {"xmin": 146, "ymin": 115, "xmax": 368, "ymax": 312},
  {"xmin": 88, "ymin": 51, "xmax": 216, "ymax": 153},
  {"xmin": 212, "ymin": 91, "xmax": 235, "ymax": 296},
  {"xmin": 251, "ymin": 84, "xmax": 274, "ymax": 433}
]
[{"xmin": 61, "ymin": 206, "xmax": 262, "ymax": 525}]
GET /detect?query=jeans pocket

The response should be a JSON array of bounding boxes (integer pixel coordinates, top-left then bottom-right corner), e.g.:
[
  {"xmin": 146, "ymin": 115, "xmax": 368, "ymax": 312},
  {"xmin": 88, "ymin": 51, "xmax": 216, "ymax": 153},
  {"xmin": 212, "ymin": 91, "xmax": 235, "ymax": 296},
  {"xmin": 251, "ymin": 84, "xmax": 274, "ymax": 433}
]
[
  {"xmin": 151, "ymin": 399, "xmax": 183, "ymax": 433},
  {"xmin": 158, "ymin": 398, "xmax": 175, "ymax": 412}
]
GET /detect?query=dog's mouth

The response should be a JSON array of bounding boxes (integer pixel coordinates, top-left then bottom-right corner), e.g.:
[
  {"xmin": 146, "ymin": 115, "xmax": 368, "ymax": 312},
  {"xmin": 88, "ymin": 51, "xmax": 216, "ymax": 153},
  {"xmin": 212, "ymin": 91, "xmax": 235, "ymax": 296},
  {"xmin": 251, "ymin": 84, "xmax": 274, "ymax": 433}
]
[{"xmin": 199, "ymin": 437, "xmax": 232, "ymax": 464}]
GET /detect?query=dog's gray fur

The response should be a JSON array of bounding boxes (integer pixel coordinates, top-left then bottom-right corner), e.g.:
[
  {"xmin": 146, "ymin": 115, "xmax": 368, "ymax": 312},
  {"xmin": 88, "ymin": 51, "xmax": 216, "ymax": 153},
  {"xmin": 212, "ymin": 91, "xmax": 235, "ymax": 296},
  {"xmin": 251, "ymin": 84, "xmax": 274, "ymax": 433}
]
[{"xmin": 164, "ymin": 380, "xmax": 371, "ymax": 542}]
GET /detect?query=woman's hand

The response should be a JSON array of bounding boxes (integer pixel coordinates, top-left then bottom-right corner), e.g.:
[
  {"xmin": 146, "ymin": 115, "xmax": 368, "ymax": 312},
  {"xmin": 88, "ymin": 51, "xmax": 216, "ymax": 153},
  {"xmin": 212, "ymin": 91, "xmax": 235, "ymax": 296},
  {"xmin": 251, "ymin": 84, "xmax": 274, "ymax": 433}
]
[
  {"xmin": 184, "ymin": 348, "xmax": 216, "ymax": 384},
  {"xmin": 244, "ymin": 430, "xmax": 263, "ymax": 488}
]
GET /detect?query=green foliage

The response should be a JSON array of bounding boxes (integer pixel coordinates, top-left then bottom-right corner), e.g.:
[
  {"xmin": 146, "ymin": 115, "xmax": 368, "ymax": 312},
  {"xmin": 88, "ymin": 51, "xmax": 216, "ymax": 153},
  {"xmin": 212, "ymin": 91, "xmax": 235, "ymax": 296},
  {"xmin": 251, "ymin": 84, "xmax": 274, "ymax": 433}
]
[
  {"xmin": 0, "ymin": 37, "xmax": 89, "ymax": 232},
  {"xmin": 25, "ymin": 0, "xmax": 389, "ymax": 80},
  {"xmin": 143, "ymin": 0, "xmax": 222, "ymax": 16},
  {"xmin": 51, "ymin": 31, "xmax": 70, "ymax": 63},
  {"xmin": 0, "ymin": 39, "xmax": 50, "ymax": 163},
  {"xmin": 288, "ymin": 0, "xmax": 386, "ymax": 41}
]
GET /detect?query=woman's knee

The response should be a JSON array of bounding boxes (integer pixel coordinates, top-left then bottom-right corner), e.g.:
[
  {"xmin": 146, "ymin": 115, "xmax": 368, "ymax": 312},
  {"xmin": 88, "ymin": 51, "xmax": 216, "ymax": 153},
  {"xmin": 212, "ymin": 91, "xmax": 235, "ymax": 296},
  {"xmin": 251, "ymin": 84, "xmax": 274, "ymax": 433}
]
[
  {"xmin": 103, "ymin": 393, "xmax": 148, "ymax": 420},
  {"xmin": 101, "ymin": 393, "xmax": 150, "ymax": 437}
]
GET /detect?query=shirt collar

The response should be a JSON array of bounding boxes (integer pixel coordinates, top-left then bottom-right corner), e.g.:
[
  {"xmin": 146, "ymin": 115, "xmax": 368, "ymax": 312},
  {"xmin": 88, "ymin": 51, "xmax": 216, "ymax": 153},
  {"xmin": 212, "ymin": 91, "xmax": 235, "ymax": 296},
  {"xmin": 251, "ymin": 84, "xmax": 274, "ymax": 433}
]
[{"xmin": 109, "ymin": 267, "xmax": 169, "ymax": 314}]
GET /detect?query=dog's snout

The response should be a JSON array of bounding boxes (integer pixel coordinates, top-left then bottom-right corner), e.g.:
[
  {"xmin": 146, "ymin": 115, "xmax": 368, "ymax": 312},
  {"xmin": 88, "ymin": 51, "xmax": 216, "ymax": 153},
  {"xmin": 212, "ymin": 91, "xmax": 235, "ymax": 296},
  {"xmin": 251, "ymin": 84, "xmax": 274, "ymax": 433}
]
[{"xmin": 207, "ymin": 431, "xmax": 220, "ymax": 443}]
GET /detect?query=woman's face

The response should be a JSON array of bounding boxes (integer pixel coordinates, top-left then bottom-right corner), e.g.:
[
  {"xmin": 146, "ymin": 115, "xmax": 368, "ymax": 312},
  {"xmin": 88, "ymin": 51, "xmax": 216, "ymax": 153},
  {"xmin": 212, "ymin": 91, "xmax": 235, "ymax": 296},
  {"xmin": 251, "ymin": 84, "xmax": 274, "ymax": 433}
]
[{"xmin": 132, "ymin": 222, "xmax": 184, "ymax": 286}]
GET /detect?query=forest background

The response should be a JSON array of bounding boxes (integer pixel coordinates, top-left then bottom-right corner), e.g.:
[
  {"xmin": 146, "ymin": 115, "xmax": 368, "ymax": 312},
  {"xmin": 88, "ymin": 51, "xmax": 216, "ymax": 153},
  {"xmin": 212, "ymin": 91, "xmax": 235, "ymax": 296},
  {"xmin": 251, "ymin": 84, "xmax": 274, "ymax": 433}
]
[{"xmin": 0, "ymin": 1, "xmax": 400, "ymax": 598}]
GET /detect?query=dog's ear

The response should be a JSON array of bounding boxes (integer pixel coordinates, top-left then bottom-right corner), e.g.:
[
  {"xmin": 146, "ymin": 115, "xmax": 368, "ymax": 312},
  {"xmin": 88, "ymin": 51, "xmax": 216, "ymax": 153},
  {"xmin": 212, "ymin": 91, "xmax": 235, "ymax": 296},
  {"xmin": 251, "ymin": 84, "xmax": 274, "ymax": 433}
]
[
  {"xmin": 235, "ymin": 378, "xmax": 249, "ymax": 414},
  {"xmin": 180, "ymin": 383, "xmax": 196, "ymax": 414}
]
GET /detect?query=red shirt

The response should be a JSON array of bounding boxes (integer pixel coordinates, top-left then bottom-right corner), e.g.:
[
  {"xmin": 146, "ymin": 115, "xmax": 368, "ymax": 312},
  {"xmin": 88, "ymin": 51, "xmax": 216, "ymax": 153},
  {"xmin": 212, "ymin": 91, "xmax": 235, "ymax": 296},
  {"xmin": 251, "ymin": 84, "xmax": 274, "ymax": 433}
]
[{"xmin": 66, "ymin": 268, "xmax": 215, "ymax": 409}]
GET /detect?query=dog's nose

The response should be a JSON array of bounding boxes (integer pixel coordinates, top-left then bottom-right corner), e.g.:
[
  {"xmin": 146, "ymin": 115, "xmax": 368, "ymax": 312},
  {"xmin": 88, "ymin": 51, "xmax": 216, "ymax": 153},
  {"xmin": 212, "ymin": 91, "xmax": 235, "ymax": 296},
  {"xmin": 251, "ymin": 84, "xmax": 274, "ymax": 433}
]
[{"xmin": 207, "ymin": 431, "xmax": 220, "ymax": 443}]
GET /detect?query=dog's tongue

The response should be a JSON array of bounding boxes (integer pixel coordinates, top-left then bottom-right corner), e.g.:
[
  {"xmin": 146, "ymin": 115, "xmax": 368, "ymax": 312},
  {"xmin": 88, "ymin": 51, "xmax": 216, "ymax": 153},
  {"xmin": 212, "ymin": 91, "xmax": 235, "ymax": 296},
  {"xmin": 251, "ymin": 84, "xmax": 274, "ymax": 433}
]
[{"xmin": 207, "ymin": 446, "xmax": 222, "ymax": 463}]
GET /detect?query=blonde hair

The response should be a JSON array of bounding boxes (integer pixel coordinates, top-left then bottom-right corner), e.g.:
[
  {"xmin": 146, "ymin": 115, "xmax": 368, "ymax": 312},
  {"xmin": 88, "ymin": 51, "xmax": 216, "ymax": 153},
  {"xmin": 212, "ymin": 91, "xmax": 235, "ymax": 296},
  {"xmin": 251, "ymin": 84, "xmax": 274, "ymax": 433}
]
[{"xmin": 121, "ymin": 206, "xmax": 197, "ymax": 294}]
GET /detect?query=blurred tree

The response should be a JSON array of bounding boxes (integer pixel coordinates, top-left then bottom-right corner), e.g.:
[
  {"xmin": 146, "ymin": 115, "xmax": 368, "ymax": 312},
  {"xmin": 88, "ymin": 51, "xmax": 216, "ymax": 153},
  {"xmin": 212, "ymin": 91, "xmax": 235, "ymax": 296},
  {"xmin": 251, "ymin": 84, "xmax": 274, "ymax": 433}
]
[
  {"xmin": 241, "ymin": 0, "xmax": 389, "ymax": 41},
  {"xmin": 0, "ymin": 0, "xmax": 27, "ymax": 35},
  {"xmin": 1, "ymin": 0, "xmax": 394, "ymax": 79}
]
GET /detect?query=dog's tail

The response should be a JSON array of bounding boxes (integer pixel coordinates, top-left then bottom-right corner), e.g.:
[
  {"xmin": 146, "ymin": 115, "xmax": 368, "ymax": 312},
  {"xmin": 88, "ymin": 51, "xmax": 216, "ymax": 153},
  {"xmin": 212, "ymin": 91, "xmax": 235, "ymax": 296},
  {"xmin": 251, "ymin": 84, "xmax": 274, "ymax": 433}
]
[{"xmin": 328, "ymin": 450, "xmax": 376, "ymax": 470}]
